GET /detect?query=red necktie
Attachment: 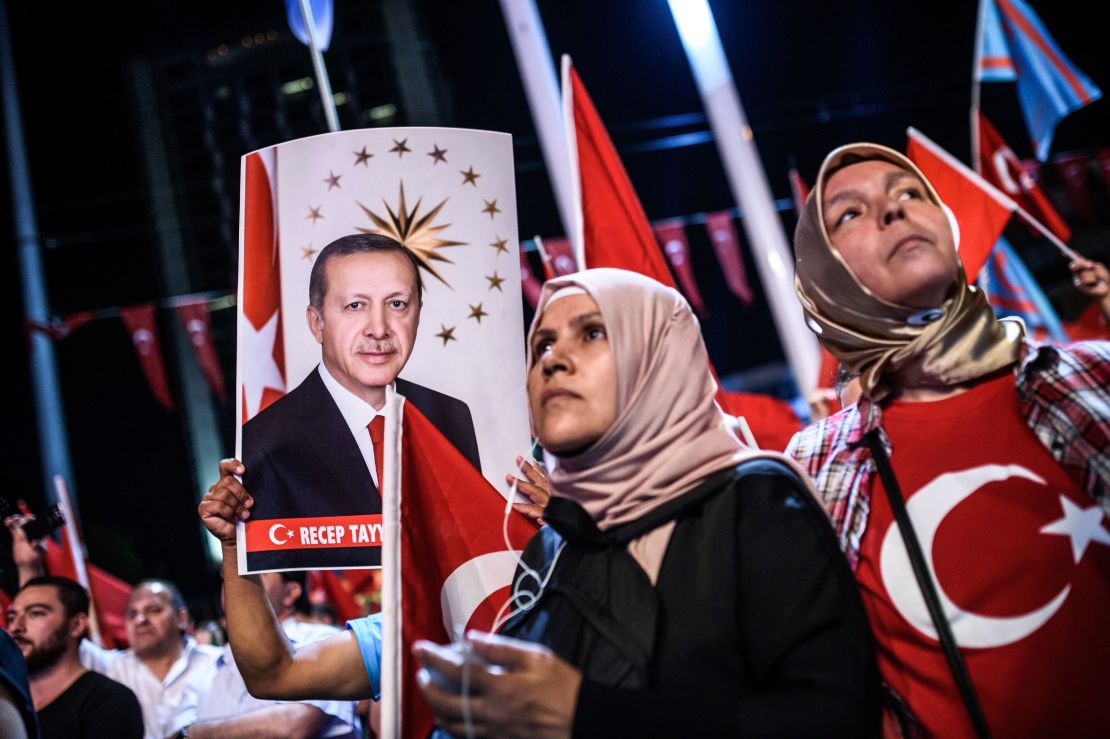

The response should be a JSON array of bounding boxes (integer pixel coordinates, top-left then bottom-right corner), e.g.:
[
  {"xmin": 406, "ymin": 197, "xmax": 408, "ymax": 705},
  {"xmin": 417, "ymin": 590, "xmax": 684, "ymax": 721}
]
[{"xmin": 367, "ymin": 415, "xmax": 385, "ymax": 488}]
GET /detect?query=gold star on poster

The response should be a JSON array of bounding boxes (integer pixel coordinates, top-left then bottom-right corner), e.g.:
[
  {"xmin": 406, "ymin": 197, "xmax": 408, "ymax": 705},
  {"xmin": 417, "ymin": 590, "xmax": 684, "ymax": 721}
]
[
  {"xmin": 460, "ymin": 166, "xmax": 480, "ymax": 186},
  {"xmin": 482, "ymin": 199, "xmax": 501, "ymax": 219},
  {"xmin": 389, "ymin": 138, "xmax": 411, "ymax": 158},
  {"xmin": 436, "ymin": 324, "xmax": 457, "ymax": 345},
  {"xmin": 485, "ymin": 271, "xmax": 505, "ymax": 291},
  {"xmin": 427, "ymin": 145, "xmax": 448, "ymax": 164},
  {"xmin": 301, "ymin": 245, "xmax": 318, "ymax": 260},
  {"xmin": 357, "ymin": 182, "xmax": 467, "ymax": 286},
  {"xmin": 306, "ymin": 205, "xmax": 323, "ymax": 223},
  {"xmin": 467, "ymin": 303, "xmax": 489, "ymax": 324},
  {"xmin": 353, "ymin": 146, "xmax": 373, "ymax": 166},
  {"xmin": 323, "ymin": 171, "xmax": 342, "ymax": 190},
  {"xmin": 489, "ymin": 236, "xmax": 508, "ymax": 254}
]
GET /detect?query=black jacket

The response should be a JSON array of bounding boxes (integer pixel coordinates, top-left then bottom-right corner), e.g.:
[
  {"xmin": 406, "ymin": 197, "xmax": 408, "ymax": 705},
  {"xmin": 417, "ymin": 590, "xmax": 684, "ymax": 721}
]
[{"xmin": 501, "ymin": 459, "xmax": 881, "ymax": 738}]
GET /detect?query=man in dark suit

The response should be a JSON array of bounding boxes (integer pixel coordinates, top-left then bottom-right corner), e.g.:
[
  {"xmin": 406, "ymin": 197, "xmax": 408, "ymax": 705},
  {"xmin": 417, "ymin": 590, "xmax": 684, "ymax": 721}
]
[{"xmin": 241, "ymin": 233, "xmax": 480, "ymax": 571}]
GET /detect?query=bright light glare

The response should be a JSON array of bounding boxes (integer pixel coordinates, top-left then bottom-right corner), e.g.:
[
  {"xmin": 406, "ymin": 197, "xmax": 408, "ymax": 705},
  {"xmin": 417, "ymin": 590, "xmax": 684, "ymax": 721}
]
[{"xmin": 667, "ymin": 0, "xmax": 727, "ymax": 91}]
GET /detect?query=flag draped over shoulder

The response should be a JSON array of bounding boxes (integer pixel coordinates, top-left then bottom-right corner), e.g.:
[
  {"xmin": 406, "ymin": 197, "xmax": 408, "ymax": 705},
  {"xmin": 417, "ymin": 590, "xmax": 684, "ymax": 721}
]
[
  {"xmin": 975, "ymin": 0, "xmax": 1102, "ymax": 161},
  {"xmin": 398, "ymin": 403, "xmax": 537, "ymax": 737},
  {"xmin": 906, "ymin": 129, "xmax": 1014, "ymax": 277}
]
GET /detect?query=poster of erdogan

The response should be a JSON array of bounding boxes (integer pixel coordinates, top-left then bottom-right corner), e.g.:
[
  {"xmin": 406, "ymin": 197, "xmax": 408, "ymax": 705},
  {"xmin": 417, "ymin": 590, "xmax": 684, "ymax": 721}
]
[{"xmin": 235, "ymin": 128, "xmax": 533, "ymax": 574}]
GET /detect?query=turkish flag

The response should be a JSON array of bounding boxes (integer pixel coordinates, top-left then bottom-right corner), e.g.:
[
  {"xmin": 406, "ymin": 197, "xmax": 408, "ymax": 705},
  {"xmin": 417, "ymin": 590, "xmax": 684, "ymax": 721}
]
[
  {"xmin": 307, "ymin": 570, "xmax": 369, "ymax": 624},
  {"xmin": 565, "ymin": 60, "xmax": 676, "ymax": 287},
  {"xmin": 704, "ymin": 211, "xmax": 754, "ymax": 306},
  {"xmin": 175, "ymin": 300, "xmax": 227, "ymax": 403},
  {"xmin": 397, "ymin": 403, "xmax": 537, "ymax": 737},
  {"xmin": 119, "ymin": 304, "xmax": 174, "ymax": 410},
  {"xmin": 43, "ymin": 536, "xmax": 132, "ymax": 648},
  {"xmin": 539, "ymin": 236, "xmax": 578, "ymax": 279},
  {"xmin": 652, "ymin": 220, "xmax": 707, "ymax": 316},
  {"xmin": 240, "ymin": 150, "xmax": 286, "ymax": 421},
  {"xmin": 976, "ymin": 112, "xmax": 1071, "ymax": 242},
  {"xmin": 518, "ymin": 250, "xmax": 544, "ymax": 309},
  {"xmin": 906, "ymin": 129, "xmax": 1014, "ymax": 277}
]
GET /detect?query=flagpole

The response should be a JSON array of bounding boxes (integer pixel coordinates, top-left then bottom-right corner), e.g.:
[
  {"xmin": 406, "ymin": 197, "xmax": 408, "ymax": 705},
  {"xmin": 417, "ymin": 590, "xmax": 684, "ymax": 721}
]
[
  {"xmin": 1, "ymin": 0, "xmax": 78, "ymax": 511},
  {"xmin": 532, "ymin": 234, "xmax": 555, "ymax": 279},
  {"xmin": 297, "ymin": 0, "xmax": 340, "ymax": 133},
  {"xmin": 380, "ymin": 385, "xmax": 404, "ymax": 739},
  {"xmin": 54, "ymin": 475, "xmax": 103, "ymax": 646},
  {"xmin": 666, "ymin": 0, "xmax": 819, "ymax": 398},
  {"xmin": 497, "ymin": 0, "xmax": 576, "ymax": 239}
]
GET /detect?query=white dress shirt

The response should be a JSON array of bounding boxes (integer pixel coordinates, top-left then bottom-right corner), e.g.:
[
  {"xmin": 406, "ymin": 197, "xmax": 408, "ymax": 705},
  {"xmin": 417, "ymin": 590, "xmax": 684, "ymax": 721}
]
[
  {"xmin": 168, "ymin": 618, "xmax": 358, "ymax": 738},
  {"xmin": 80, "ymin": 636, "xmax": 222, "ymax": 739},
  {"xmin": 318, "ymin": 363, "xmax": 387, "ymax": 487}
]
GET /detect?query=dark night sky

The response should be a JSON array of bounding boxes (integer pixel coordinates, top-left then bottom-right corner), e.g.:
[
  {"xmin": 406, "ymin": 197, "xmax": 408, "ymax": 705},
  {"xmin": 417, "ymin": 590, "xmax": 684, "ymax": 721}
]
[{"xmin": 2, "ymin": 0, "xmax": 1108, "ymax": 615}]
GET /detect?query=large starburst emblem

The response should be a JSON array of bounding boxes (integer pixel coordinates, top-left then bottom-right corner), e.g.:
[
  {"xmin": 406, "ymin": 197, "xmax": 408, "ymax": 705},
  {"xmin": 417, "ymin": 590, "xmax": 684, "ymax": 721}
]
[{"xmin": 356, "ymin": 182, "xmax": 466, "ymax": 286}]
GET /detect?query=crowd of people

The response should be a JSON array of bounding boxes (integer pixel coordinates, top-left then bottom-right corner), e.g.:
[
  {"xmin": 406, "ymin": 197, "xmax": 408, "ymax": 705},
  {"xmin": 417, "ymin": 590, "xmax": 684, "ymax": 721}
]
[{"xmin": 2, "ymin": 144, "xmax": 1108, "ymax": 738}]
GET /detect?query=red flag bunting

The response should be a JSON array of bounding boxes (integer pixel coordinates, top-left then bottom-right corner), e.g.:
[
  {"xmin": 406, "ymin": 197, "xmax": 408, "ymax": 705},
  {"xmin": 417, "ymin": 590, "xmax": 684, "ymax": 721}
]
[
  {"xmin": 175, "ymin": 300, "xmax": 227, "ymax": 403},
  {"xmin": 241, "ymin": 150, "xmax": 286, "ymax": 421},
  {"xmin": 906, "ymin": 129, "xmax": 1014, "ymax": 277},
  {"xmin": 518, "ymin": 250, "xmax": 543, "ymax": 310},
  {"xmin": 566, "ymin": 62, "xmax": 676, "ymax": 287},
  {"xmin": 399, "ymin": 404, "xmax": 537, "ymax": 737},
  {"xmin": 977, "ymin": 113, "xmax": 1071, "ymax": 242},
  {"xmin": 652, "ymin": 220, "xmax": 707, "ymax": 316},
  {"xmin": 1053, "ymin": 152, "xmax": 1097, "ymax": 224},
  {"xmin": 705, "ymin": 211, "xmax": 754, "ymax": 306},
  {"xmin": 119, "ymin": 304, "xmax": 174, "ymax": 410}
]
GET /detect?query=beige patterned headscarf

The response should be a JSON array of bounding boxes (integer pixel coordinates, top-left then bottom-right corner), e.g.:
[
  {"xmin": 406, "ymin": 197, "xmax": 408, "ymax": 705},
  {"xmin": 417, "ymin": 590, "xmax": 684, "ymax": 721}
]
[
  {"xmin": 529, "ymin": 268, "xmax": 809, "ymax": 581},
  {"xmin": 794, "ymin": 143, "xmax": 1023, "ymax": 402}
]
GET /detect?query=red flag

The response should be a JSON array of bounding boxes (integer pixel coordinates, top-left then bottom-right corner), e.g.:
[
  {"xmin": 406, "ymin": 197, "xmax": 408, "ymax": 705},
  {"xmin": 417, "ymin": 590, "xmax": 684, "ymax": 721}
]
[
  {"xmin": 1053, "ymin": 152, "xmax": 1097, "ymax": 224},
  {"xmin": 241, "ymin": 150, "xmax": 286, "ymax": 422},
  {"xmin": 518, "ymin": 250, "xmax": 543, "ymax": 310},
  {"xmin": 119, "ymin": 304, "xmax": 174, "ymax": 410},
  {"xmin": 307, "ymin": 570, "xmax": 367, "ymax": 624},
  {"xmin": 175, "ymin": 300, "xmax": 227, "ymax": 403},
  {"xmin": 976, "ymin": 112, "xmax": 1071, "ymax": 242},
  {"xmin": 652, "ymin": 220, "xmax": 707, "ymax": 316},
  {"xmin": 565, "ymin": 61, "xmax": 676, "ymax": 287},
  {"xmin": 399, "ymin": 404, "xmax": 537, "ymax": 737},
  {"xmin": 788, "ymin": 167, "xmax": 811, "ymax": 216},
  {"xmin": 906, "ymin": 129, "xmax": 1014, "ymax": 277},
  {"xmin": 715, "ymin": 389, "xmax": 801, "ymax": 452},
  {"xmin": 1064, "ymin": 301, "xmax": 1110, "ymax": 341},
  {"xmin": 539, "ymin": 236, "xmax": 578, "ymax": 278},
  {"xmin": 704, "ymin": 212, "xmax": 754, "ymax": 306}
]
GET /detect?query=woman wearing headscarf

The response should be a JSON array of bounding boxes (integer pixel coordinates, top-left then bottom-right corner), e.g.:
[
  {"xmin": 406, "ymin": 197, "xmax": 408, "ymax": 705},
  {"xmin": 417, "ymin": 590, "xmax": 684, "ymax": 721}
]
[
  {"xmin": 416, "ymin": 268, "xmax": 880, "ymax": 738},
  {"xmin": 787, "ymin": 143, "xmax": 1110, "ymax": 738}
]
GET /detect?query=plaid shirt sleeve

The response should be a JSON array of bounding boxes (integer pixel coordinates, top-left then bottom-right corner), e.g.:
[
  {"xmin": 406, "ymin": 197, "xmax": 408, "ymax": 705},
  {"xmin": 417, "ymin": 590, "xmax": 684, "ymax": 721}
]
[{"xmin": 1017, "ymin": 341, "xmax": 1110, "ymax": 508}]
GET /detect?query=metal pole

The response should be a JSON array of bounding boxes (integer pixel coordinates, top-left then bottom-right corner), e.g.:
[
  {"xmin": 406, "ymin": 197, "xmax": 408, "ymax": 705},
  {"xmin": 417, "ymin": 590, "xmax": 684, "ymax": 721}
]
[
  {"xmin": 498, "ymin": 0, "xmax": 576, "ymax": 238},
  {"xmin": 0, "ymin": 0, "xmax": 77, "ymax": 509},
  {"xmin": 667, "ymin": 0, "xmax": 819, "ymax": 397},
  {"xmin": 298, "ymin": 0, "xmax": 340, "ymax": 132}
]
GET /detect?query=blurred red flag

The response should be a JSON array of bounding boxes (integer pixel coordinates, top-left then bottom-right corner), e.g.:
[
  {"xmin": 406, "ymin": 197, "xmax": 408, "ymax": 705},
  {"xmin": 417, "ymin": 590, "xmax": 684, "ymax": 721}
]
[
  {"xmin": 788, "ymin": 167, "xmax": 811, "ymax": 216},
  {"xmin": 715, "ymin": 389, "xmax": 801, "ymax": 452},
  {"xmin": 119, "ymin": 304, "xmax": 174, "ymax": 410},
  {"xmin": 704, "ymin": 211, "xmax": 754, "ymax": 306},
  {"xmin": 977, "ymin": 112, "xmax": 1071, "ymax": 242},
  {"xmin": 175, "ymin": 300, "xmax": 227, "ymax": 403},
  {"xmin": 519, "ymin": 250, "xmax": 544, "ymax": 309},
  {"xmin": 906, "ymin": 129, "xmax": 1014, "ymax": 277},
  {"xmin": 1054, "ymin": 152, "xmax": 1097, "ymax": 224},
  {"xmin": 538, "ymin": 236, "xmax": 578, "ymax": 279},
  {"xmin": 241, "ymin": 150, "xmax": 286, "ymax": 421},
  {"xmin": 396, "ymin": 404, "xmax": 537, "ymax": 737},
  {"xmin": 652, "ymin": 220, "xmax": 707, "ymax": 316}
]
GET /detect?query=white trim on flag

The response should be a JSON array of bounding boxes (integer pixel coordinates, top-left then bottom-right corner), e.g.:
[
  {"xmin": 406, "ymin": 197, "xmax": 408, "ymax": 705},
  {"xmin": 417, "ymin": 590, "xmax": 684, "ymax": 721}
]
[{"xmin": 561, "ymin": 54, "xmax": 585, "ymax": 271}]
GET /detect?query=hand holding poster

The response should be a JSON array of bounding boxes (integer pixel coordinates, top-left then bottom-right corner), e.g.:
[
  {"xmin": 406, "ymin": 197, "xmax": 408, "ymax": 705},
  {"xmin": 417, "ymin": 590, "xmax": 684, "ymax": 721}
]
[{"xmin": 235, "ymin": 128, "xmax": 531, "ymax": 573}]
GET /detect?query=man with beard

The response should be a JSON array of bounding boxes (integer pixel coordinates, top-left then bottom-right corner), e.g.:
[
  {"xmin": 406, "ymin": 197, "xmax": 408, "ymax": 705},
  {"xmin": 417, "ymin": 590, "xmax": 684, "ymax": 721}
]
[
  {"xmin": 7, "ymin": 577, "xmax": 142, "ymax": 738},
  {"xmin": 240, "ymin": 233, "xmax": 481, "ymax": 571}
]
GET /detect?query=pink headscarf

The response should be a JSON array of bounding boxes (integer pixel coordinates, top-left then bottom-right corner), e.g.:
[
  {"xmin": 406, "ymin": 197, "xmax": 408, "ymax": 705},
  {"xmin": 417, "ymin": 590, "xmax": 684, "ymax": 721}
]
[{"xmin": 529, "ymin": 269, "xmax": 805, "ymax": 578}]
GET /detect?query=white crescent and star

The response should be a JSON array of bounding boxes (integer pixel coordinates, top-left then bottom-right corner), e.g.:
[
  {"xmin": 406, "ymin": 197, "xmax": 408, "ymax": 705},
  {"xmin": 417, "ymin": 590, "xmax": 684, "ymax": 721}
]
[
  {"xmin": 439, "ymin": 550, "xmax": 521, "ymax": 635},
  {"xmin": 268, "ymin": 523, "xmax": 294, "ymax": 546},
  {"xmin": 241, "ymin": 310, "xmax": 285, "ymax": 419},
  {"xmin": 879, "ymin": 463, "xmax": 1109, "ymax": 649}
]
